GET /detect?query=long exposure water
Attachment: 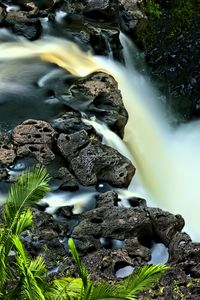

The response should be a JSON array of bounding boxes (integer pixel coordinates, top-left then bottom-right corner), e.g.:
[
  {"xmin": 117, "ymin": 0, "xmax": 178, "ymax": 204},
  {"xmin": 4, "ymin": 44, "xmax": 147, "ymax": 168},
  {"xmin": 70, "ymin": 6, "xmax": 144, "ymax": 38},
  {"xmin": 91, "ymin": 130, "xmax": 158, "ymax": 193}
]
[{"xmin": 0, "ymin": 33, "xmax": 200, "ymax": 240}]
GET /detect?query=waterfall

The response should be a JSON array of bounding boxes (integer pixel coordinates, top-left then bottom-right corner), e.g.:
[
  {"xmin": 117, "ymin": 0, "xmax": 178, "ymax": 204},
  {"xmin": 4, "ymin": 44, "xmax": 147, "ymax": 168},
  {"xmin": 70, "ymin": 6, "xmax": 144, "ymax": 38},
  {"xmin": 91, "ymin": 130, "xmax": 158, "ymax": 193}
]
[{"xmin": 0, "ymin": 35, "xmax": 200, "ymax": 239}]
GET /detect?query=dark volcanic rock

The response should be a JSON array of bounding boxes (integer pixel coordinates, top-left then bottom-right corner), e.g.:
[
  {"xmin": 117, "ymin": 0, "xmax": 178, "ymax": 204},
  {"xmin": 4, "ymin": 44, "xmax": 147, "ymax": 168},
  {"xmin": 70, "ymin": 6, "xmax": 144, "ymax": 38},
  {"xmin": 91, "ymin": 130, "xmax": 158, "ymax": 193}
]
[
  {"xmin": 12, "ymin": 119, "xmax": 56, "ymax": 145},
  {"xmin": 63, "ymin": 0, "xmax": 118, "ymax": 23},
  {"xmin": 53, "ymin": 167, "xmax": 79, "ymax": 191},
  {"xmin": 60, "ymin": 73, "xmax": 128, "ymax": 138},
  {"xmin": 146, "ymin": 207, "xmax": 185, "ymax": 245},
  {"xmin": 22, "ymin": 206, "xmax": 67, "ymax": 268},
  {"xmin": 4, "ymin": 10, "xmax": 41, "ymax": 40},
  {"xmin": 82, "ymin": 0, "xmax": 118, "ymax": 22},
  {"xmin": 12, "ymin": 119, "xmax": 56, "ymax": 164},
  {"xmin": 169, "ymin": 232, "xmax": 200, "ymax": 277},
  {"xmin": 57, "ymin": 130, "xmax": 135, "ymax": 187},
  {"xmin": 16, "ymin": 143, "xmax": 55, "ymax": 164},
  {"xmin": 51, "ymin": 111, "xmax": 93, "ymax": 135},
  {"xmin": 0, "ymin": 133, "xmax": 15, "ymax": 166}
]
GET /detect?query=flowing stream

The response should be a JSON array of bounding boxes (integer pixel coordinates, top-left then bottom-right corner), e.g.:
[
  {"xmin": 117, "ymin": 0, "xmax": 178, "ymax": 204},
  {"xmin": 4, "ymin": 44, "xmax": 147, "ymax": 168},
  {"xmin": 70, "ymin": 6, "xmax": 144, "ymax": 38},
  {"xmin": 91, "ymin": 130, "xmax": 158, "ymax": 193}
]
[{"xmin": 0, "ymin": 34, "xmax": 200, "ymax": 240}]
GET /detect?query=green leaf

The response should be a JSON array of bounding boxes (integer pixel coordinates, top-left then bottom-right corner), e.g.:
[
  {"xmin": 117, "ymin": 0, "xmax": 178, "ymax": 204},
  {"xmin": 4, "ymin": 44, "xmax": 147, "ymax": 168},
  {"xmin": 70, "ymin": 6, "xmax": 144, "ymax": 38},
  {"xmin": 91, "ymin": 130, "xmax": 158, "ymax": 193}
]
[
  {"xmin": 118, "ymin": 264, "xmax": 169, "ymax": 298},
  {"xmin": 45, "ymin": 277, "xmax": 83, "ymax": 300},
  {"xmin": 12, "ymin": 235, "xmax": 46, "ymax": 300},
  {"xmin": 1, "ymin": 165, "xmax": 50, "ymax": 251},
  {"xmin": 14, "ymin": 208, "xmax": 33, "ymax": 236}
]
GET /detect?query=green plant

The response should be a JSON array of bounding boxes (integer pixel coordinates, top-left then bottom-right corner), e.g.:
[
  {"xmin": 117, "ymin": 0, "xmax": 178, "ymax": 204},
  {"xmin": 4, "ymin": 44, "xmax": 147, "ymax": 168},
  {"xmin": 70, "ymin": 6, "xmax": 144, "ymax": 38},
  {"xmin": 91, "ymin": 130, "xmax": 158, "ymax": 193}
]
[
  {"xmin": 144, "ymin": 0, "xmax": 160, "ymax": 19},
  {"xmin": 0, "ymin": 166, "xmax": 168, "ymax": 299}
]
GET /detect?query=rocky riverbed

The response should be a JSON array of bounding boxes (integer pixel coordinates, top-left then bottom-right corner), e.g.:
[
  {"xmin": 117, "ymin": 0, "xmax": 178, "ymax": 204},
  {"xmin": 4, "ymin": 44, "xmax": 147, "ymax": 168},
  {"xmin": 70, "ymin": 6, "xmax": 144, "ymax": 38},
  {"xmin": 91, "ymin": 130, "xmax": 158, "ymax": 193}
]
[{"xmin": 0, "ymin": 0, "xmax": 200, "ymax": 298}]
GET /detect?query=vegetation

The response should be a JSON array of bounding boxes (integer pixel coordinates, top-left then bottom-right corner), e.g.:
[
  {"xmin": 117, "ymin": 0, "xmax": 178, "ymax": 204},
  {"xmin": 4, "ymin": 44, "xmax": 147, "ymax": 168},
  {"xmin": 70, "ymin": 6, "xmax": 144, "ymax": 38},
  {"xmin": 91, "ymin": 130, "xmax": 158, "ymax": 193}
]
[
  {"xmin": 0, "ymin": 165, "xmax": 168, "ymax": 299},
  {"xmin": 137, "ymin": 0, "xmax": 161, "ymax": 47}
]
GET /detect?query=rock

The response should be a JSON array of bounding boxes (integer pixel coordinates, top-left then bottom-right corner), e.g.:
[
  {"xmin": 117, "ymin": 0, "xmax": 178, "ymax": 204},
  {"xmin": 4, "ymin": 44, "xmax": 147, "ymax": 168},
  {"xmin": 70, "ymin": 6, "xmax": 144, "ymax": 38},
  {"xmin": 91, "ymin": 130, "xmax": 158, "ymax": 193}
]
[
  {"xmin": 147, "ymin": 207, "xmax": 185, "ymax": 245},
  {"xmin": 12, "ymin": 119, "xmax": 56, "ymax": 164},
  {"xmin": 5, "ymin": 10, "xmax": 42, "ymax": 40},
  {"xmin": 71, "ymin": 195, "xmax": 153, "ymax": 255},
  {"xmin": 82, "ymin": 0, "xmax": 118, "ymax": 23},
  {"xmin": 0, "ymin": 4, "xmax": 6, "ymax": 23},
  {"xmin": 119, "ymin": 0, "xmax": 146, "ymax": 34},
  {"xmin": 12, "ymin": 119, "xmax": 56, "ymax": 145},
  {"xmin": 169, "ymin": 232, "xmax": 200, "ymax": 277},
  {"xmin": 60, "ymin": 73, "xmax": 128, "ymax": 138},
  {"xmin": 0, "ymin": 168, "xmax": 8, "ymax": 180},
  {"xmin": 22, "ymin": 206, "xmax": 67, "ymax": 268},
  {"xmin": 53, "ymin": 167, "xmax": 79, "ymax": 191},
  {"xmin": 63, "ymin": 0, "xmax": 118, "ymax": 23},
  {"xmin": 0, "ymin": 133, "xmax": 15, "ymax": 166},
  {"xmin": 96, "ymin": 191, "xmax": 119, "ymax": 208},
  {"xmin": 51, "ymin": 111, "xmax": 93, "ymax": 135},
  {"xmin": 57, "ymin": 130, "xmax": 135, "ymax": 187},
  {"xmin": 16, "ymin": 143, "xmax": 55, "ymax": 164},
  {"xmin": 82, "ymin": 248, "xmax": 134, "ymax": 281}
]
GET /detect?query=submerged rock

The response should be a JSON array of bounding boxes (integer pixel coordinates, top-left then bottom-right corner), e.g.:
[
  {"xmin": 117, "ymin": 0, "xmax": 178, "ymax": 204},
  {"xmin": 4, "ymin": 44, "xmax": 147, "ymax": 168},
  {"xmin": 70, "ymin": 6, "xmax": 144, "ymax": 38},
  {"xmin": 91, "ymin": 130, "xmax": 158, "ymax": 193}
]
[{"xmin": 57, "ymin": 130, "xmax": 135, "ymax": 187}]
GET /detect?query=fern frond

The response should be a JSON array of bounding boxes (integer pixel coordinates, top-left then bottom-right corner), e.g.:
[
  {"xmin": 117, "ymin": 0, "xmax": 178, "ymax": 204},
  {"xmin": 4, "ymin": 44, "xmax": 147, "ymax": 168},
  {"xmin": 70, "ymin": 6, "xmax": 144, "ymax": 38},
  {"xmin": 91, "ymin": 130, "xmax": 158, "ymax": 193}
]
[
  {"xmin": 14, "ymin": 208, "xmax": 33, "ymax": 236},
  {"xmin": 68, "ymin": 238, "xmax": 93, "ymax": 299},
  {"xmin": 68, "ymin": 238, "xmax": 90, "ymax": 288},
  {"xmin": 0, "ymin": 245, "xmax": 7, "ymax": 291},
  {"xmin": 4, "ymin": 164, "xmax": 50, "ymax": 228},
  {"xmin": 45, "ymin": 277, "xmax": 83, "ymax": 300},
  {"xmin": 12, "ymin": 235, "xmax": 46, "ymax": 300},
  {"xmin": 1, "ymin": 165, "xmax": 50, "ymax": 252},
  {"xmin": 118, "ymin": 264, "xmax": 169, "ymax": 298}
]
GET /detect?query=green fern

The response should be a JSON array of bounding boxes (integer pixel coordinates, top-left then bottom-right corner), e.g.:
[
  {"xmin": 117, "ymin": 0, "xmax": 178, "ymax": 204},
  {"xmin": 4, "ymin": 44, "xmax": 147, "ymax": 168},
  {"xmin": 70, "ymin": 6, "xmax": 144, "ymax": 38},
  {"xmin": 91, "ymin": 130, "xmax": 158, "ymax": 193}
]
[
  {"xmin": 0, "ymin": 166, "xmax": 168, "ymax": 299},
  {"xmin": 12, "ymin": 235, "xmax": 46, "ymax": 300},
  {"xmin": 0, "ymin": 165, "xmax": 51, "ymax": 298}
]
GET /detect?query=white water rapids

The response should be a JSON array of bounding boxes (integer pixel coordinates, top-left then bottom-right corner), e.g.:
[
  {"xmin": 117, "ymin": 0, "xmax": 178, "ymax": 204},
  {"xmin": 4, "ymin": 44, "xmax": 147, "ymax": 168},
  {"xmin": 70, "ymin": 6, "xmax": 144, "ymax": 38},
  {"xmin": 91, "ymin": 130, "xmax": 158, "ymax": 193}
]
[{"xmin": 0, "ymin": 34, "xmax": 200, "ymax": 240}]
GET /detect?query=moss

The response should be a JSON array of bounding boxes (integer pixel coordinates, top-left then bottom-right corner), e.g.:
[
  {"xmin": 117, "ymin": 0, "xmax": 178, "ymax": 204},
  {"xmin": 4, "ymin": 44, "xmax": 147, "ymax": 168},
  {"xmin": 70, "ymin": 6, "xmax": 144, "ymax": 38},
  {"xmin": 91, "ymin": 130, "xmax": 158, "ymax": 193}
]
[
  {"xmin": 169, "ymin": 0, "xmax": 198, "ymax": 36},
  {"xmin": 136, "ymin": 0, "xmax": 161, "ymax": 48},
  {"xmin": 136, "ymin": 0, "xmax": 199, "ymax": 48},
  {"xmin": 144, "ymin": 0, "xmax": 161, "ymax": 19}
]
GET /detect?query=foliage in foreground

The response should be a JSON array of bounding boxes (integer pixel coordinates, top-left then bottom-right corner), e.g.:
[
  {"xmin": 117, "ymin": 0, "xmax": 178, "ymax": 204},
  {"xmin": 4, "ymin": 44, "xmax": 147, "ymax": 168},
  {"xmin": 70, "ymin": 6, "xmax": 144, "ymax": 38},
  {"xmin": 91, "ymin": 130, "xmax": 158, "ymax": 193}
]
[{"xmin": 0, "ymin": 165, "xmax": 168, "ymax": 299}]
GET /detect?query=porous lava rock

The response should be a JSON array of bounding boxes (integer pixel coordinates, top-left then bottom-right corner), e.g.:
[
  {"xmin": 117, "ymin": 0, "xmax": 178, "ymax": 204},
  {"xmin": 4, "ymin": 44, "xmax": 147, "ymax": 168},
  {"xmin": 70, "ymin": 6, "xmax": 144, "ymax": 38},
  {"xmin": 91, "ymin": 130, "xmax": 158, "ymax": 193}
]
[
  {"xmin": 57, "ymin": 130, "xmax": 135, "ymax": 187},
  {"xmin": 60, "ymin": 73, "xmax": 128, "ymax": 138},
  {"xmin": 51, "ymin": 111, "xmax": 93, "ymax": 135},
  {"xmin": 12, "ymin": 119, "xmax": 56, "ymax": 163},
  {"xmin": 0, "ymin": 133, "xmax": 15, "ymax": 166},
  {"xmin": 21, "ymin": 206, "xmax": 67, "ymax": 268}
]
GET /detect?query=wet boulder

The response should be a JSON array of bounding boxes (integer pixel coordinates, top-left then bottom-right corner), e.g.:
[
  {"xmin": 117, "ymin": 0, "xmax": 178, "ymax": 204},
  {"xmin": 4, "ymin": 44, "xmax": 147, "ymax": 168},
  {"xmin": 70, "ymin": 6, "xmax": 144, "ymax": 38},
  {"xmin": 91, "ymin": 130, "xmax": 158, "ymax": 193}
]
[
  {"xmin": 57, "ymin": 130, "xmax": 135, "ymax": 187},
  {"xmin": 60, "ymin": 73, "xmax": 128, "ymax": 138},
  {"xmin": 51, "ymin": 111, "xmax": 93, "ymax": 135},
  {"xmin": 4, "ymin": 10, "xmax": 41, "ymax": 40}
]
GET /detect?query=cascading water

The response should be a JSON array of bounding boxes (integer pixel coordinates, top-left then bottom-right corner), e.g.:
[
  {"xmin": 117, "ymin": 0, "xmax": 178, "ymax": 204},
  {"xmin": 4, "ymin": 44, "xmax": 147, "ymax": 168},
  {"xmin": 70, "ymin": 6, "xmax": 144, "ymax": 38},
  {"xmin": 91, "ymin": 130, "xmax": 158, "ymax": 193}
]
[{"xmin": 0, "ymin": 35, "xmax": 200, "ymax": 240}]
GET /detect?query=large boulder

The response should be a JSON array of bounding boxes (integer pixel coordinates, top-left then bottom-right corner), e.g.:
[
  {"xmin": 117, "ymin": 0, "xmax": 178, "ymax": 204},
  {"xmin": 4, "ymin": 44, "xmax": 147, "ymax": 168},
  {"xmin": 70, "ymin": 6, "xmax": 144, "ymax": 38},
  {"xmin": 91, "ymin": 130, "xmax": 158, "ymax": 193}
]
[
  {"xmin": 59, "ymin": 73, "xmax": 128, "ymax": 138},
  {"xmin": 57, "ymin": 130, "xmax": 135, "ymax": 187},
  {"xmin": 12, "ymin": 119, "xmax": 57, "ymax": 164}
]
